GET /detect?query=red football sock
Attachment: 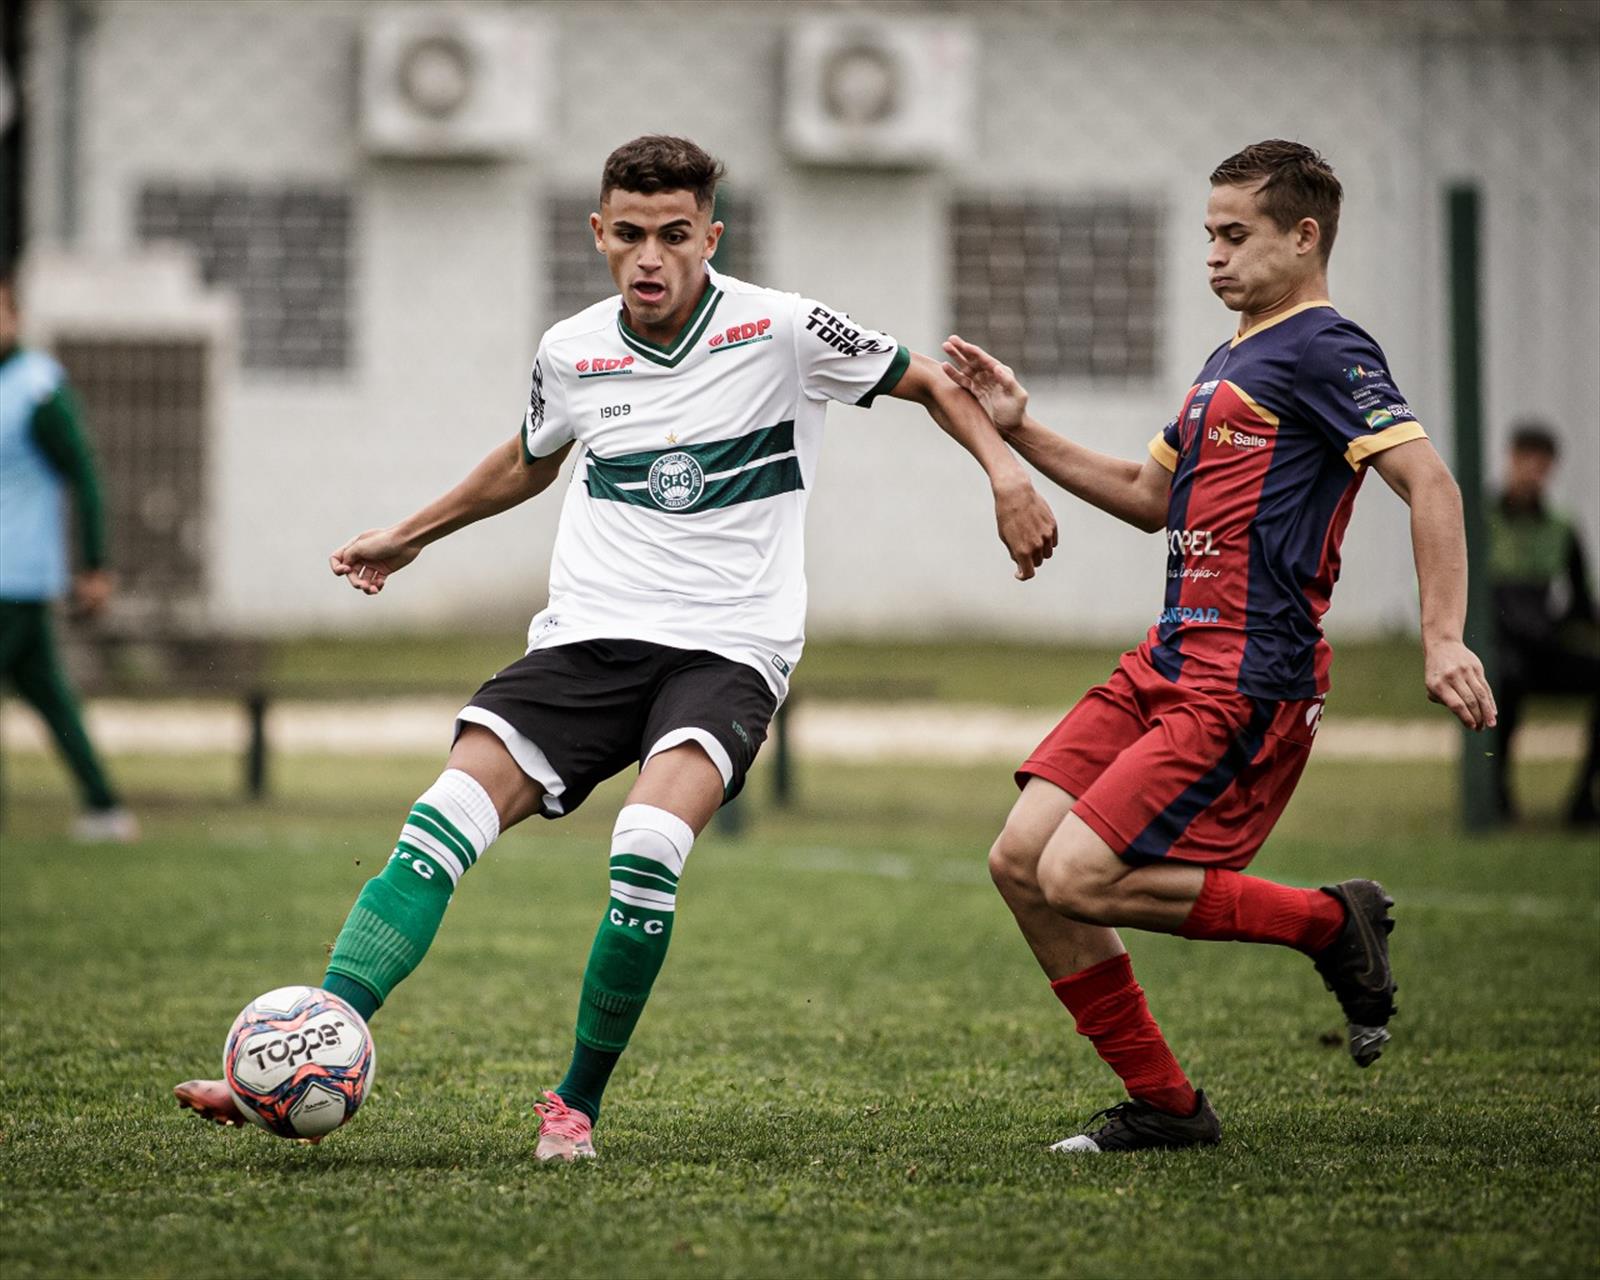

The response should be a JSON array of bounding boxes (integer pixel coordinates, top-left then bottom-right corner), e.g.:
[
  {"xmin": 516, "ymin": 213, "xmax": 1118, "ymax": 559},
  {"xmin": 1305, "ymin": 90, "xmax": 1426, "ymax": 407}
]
[
  {"xmin": 1051, "ymin": 953, "xmax": 1197, "ymax": 1117},
  {"xmin": 1177, "ymin": 868, "xmax": 1345, "ymax": 953}
]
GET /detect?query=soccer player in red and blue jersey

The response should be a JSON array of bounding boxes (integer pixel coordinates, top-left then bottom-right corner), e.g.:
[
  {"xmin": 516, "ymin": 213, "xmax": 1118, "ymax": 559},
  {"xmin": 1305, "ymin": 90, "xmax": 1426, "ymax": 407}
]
[{"xmin": 943, "ymin": 140, "xmax": 1497, "ymax": 1153}]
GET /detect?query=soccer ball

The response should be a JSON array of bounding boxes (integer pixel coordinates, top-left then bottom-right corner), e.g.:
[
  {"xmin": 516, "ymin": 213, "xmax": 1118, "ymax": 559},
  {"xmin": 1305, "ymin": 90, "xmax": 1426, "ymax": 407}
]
[{"xmin": 223, "ymin": 986, "xmax": 375, "ymax": 1139}]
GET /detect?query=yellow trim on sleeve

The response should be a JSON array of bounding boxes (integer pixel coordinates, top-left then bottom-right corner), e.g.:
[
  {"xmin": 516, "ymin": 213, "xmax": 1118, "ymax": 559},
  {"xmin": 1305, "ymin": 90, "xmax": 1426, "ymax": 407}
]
[
  {"xmin": 1230, "ymin": 299, "xmax": 1334, "ymax": 348},
  {"xmin": 1149, "ymin": 433, "xmax": 1178, "ymax": 472},
  {"xmin": 1344, "ymin": 420, "xmax": 1428, "ymax": 470}
]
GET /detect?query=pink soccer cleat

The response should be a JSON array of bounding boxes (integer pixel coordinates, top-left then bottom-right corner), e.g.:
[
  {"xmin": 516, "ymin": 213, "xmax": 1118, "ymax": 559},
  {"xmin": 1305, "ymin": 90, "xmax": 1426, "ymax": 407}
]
[
  {"xmin": 174, "ymin": 1077, "xmax": 326, "ymax": 1143},
  {"xmin": 533, "ymin": 1090, "xmax": 597, "ymax": 1162},
  {"xmin": 174, "ymin": 1078, "xmax": 248, "ymax": 1128}
]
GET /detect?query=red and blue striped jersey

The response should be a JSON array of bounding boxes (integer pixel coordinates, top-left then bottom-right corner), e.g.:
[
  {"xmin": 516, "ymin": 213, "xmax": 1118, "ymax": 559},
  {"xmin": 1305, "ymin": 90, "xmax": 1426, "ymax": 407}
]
[{"xmin": 1145, "ymin": 301, "xmax": 1427, "ymax": 699}]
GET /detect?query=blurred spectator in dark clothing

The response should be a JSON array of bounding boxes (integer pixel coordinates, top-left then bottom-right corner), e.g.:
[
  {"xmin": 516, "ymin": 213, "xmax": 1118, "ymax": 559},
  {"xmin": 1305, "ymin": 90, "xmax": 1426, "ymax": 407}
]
[{"xmin": 1489, "ymin": 422, "xmax": 1599, "ymax": 826}]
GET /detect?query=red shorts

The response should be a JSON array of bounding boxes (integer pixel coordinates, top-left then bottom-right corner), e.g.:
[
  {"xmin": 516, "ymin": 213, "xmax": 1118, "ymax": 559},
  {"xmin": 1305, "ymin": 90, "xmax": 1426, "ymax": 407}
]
[{"xmin": 1017, "ymin": 643, "xmax": 1321, "ymax": 869}]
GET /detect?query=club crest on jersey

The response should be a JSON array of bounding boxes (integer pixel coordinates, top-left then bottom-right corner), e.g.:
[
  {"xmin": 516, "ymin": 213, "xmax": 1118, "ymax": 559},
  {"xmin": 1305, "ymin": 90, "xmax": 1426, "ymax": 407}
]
[{"xmin": 648, "ymin": 452, "xmax": 705, "ymax": 511}]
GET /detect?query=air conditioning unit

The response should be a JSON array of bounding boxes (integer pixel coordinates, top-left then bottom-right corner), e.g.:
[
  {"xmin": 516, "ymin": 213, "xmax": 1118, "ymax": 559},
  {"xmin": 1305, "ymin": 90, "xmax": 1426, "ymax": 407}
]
[
  {"xmin": 360, "ymin": 8, "xmax": 549, "ymax": 159},
  {"xmin": 783, "ymin": 17, "xmax": 976, "ymax": 168}
]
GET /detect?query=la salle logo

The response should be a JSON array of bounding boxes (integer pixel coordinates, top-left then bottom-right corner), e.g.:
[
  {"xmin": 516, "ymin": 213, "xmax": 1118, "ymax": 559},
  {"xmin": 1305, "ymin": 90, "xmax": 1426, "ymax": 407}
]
[{"xmin": 1208, "ymin": 421, "xmax": 1270, "ymax": 451}]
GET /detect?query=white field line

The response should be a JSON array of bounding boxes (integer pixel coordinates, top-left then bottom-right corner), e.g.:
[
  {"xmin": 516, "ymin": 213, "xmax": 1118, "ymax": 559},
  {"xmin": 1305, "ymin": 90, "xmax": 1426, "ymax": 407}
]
[
  {"xmin": 773, "ymin": 846, "xmax": 1600, "ymax": 922},
  {"xmin": 0, "ymin": 698, "xmax": 1583, "ymax": 762}
]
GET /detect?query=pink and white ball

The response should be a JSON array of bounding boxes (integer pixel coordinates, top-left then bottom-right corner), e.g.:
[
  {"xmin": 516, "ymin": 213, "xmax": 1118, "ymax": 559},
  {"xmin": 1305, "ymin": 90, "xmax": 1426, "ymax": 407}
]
[{"xmin": 223, "ymin": 986, "xmax": 375, "ymax": 1140}]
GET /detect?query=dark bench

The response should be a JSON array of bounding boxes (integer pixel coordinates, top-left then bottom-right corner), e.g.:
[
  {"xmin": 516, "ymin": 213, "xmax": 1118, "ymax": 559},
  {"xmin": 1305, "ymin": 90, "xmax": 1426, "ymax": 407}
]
[
  {"xmin": 49, "ymin": 635, "xmax": 937, "ymax": 814},
  {"xmin": 63, "ymin": 627, "xmax": 274, "ymax": 797}
]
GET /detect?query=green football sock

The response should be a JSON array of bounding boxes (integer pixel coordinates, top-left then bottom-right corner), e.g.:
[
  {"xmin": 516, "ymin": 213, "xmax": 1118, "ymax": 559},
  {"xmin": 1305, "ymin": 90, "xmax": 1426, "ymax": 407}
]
[
  {"xmin": 556, "ymin": 804, "xmax": 694, "ymax": 1122},
  {"xmin": 556, "ymin": 1040, "xmax": 623, "ymax": 1123},
  {"xmin": 323, "ymin": 770, "xmax": 499, "ymax": 1016},
  {"xmin": 324, "ymin": 848, "xmax": 454, "ymax": 1015},
  {"xmin": 572, "ymin": 901, "xmax": 676, "ymax": 1048},
  {"xmin": 323, "ymin": 972, "xmax": 381, "ymax": 1022}
]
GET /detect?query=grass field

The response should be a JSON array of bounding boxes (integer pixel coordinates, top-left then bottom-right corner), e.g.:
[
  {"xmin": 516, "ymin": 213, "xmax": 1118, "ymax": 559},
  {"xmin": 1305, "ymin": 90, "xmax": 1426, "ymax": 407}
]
[{"xmin": 2, "ymin": 746, "xmax": 1597, "ymax": 1279}]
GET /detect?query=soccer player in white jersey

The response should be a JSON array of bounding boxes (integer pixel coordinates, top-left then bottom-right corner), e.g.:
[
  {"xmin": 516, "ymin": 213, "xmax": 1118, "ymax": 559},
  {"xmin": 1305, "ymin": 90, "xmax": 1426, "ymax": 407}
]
[{"xmin": 174, "ymin": 136, "xmax": 1058, "ymax": 1160}]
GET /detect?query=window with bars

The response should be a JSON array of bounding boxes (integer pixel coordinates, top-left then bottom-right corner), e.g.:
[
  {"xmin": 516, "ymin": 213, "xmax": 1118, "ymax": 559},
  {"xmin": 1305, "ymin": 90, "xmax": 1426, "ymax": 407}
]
[
  {"xmin": 545, "ymin": 192, "xmax": 763, "ymax": 323},
  {"xmin": 949, "ymin": 197, "xmax": 1160, "ymax": 381},
  {"xmin": 137, "ymin": 182, "xmax": 353, "ymax": 373},
  {"xmin": 54, "ymin": 337, "xmax": 208, "ymax": 606}
]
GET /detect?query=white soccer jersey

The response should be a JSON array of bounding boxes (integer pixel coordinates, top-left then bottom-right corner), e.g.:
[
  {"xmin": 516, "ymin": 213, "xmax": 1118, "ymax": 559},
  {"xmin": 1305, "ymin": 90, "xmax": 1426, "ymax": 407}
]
[{"xmin": 521, "ymin": 265, "xmax": 909, "ymax": 699}]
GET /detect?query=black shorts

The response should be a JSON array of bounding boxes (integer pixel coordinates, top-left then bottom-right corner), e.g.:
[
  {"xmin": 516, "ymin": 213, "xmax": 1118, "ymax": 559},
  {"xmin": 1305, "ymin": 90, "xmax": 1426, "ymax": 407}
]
[{"xmin": 456, "ymin": 639, "xmax": 778, "ymax": 818}]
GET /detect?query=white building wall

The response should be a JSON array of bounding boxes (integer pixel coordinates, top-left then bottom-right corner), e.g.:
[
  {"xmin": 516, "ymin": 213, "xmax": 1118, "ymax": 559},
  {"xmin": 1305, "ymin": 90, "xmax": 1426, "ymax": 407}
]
[{"xmin": 22, "ymin": 0, "xmax": 1600, "ymax": 642}]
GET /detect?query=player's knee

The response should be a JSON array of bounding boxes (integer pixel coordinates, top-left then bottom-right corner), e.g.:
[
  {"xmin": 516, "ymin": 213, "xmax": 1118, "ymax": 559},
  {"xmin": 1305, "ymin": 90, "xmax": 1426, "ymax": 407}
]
[
  {"xmin": 1036, "ymin": 844, "xmax": 1109, "ymax": 922},
  {"xmin": 987, "ymin": 827, "xmax": 1040, "ymax": 897},
  {"xmin": 447, "ymin": 726, "xmax": 544, "ymax": 828}
]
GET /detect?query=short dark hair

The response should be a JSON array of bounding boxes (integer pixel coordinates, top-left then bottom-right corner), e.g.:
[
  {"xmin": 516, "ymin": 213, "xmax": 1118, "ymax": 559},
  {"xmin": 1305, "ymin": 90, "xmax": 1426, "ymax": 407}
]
[
  {"xmin": 1509, "ymin": 421, "xmax": 1559, "ymax": 458},
  {"xmin": 600, "ymin": 135, "xmax": 725, "ymax": 211},
  {"xmin": 1210, "ymin": 140, "xmax": 1343, "ymax": 261}
]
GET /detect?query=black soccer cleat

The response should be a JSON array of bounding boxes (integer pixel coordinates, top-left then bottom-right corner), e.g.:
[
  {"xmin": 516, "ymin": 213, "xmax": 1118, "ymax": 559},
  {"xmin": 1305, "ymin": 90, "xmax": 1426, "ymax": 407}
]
[
  {"xmin": 1311, "ymin": 878, "xmax": 1398, "ymax": 1067},
  {"xmin": 1049, "ymin": 1090, "xmax": 1222, "ymax": 1153}
]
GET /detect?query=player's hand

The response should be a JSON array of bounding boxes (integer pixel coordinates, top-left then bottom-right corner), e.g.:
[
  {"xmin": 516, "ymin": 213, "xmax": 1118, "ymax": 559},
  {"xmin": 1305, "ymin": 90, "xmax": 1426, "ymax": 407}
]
[
  {"xmin": 70, "ymin": 569, "xmax": 115, "ymax": 619},
  {"xmin": 329, "ymin": 527, "xmax": 420, "ymax": 596},
  {"xmin": 993, "ymin": 475, "xmax": 1059, "ymax": 581},
  {"xmin": 1424, "ymin": 637, "xmax": 1497, "ymax": 731},
  {"xmin": 941, "ymin": 335, "xmax": 1028, "ymax": 433}
]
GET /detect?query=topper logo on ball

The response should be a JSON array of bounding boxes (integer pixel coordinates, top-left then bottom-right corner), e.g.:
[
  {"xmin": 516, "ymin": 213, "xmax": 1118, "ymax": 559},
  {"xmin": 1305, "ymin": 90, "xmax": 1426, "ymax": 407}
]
[{"xmin": 245, "ymin": 1020, "xmax": 347, "ymax": 1075}]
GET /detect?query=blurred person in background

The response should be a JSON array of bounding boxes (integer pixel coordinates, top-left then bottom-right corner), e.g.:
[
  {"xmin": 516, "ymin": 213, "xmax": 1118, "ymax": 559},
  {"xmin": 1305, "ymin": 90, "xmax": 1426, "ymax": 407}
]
[
  {"xmin": 1489, "ymin": 422, "xmax": 1600, "ymax": 826},
  {"xmin": 0, "ymin": 269, "xmax": 137, "ymax": 842}
]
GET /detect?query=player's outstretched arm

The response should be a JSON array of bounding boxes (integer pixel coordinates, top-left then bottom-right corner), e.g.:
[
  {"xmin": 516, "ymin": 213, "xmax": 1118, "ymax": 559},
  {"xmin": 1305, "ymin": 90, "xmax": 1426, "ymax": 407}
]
[
  {"xmin": 941, "ymin": 336, "xmax": 1169, "ymax": 533},
  {"xmin": 330, "ymin": 437, "xmax": 573, "ymax": 596},
  {"xmin": 1372, "ymin": 439, "xmax": 1497, "ymax": 731},
  {"xmin": 889, "ymin": 351, "xmax": 1058, "ymax": 580}
]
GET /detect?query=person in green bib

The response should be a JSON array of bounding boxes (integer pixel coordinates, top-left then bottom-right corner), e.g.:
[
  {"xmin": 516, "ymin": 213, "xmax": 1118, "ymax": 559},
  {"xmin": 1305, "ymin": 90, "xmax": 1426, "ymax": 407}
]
[
  {"xmin": 1489, "ymin": 423, "xmax": 1599, "ymax": 826},
  {"xmin": 0, "ymin": 269, "xmax": 136, "ymax": 841}
]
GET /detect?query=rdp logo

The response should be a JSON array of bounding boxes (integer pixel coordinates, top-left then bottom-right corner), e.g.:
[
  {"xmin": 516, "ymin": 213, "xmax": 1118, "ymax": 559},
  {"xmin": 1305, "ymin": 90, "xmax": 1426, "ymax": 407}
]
[
  {"xmin": 246, "ymin": 1022, "xmax": 345, "ymax": 1074},
  {"xmin": 722, "ymin": 319, "xmax": 771, "ymax": 344},
  {"xmin": 576, "ymin": 356, "xmax": 634, "ymax": 374}
]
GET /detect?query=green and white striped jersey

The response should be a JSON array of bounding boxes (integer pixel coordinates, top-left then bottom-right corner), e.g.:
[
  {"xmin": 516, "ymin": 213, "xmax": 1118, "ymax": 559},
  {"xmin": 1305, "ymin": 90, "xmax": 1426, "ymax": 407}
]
[{"xmin": 521, "ymin": 265, "xmax": 909, "ymax": 699}]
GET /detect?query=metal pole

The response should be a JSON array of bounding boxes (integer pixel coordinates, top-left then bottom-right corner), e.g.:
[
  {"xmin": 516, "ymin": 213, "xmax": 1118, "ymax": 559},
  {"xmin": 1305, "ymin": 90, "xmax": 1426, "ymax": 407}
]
[
  {"xmin": 245, "ymin": 690, "xmax": 269, "ymax": 800},
  {"xmin": 714, "ymin": 794, "xmax": 744, "ymax": 837},
  {"xmin": 1447, "ymin": 184, "xmax": 1498, "ymax": 833},
  {"xmin": 772, "ymin": 699, "xmax": 793, "ymax": 809}
]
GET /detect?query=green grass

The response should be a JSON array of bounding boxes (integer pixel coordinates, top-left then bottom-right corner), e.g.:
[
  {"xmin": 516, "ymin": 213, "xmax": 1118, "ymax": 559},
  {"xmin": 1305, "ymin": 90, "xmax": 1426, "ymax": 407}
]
[{"xmin": 2, "ymin": 748, "xmax": 1597, "ymax": 1279}]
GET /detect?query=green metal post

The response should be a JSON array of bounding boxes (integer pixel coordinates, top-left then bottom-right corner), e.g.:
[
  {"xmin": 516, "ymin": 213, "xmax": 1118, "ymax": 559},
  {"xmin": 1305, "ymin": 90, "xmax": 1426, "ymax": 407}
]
[
  {"xmin": 245, "ymin": 690, "xmax": 270, "ymax": 800},
  {"xmin": 772, "ymin": 699, "xmax": 793, "ymax": 809},
  {"xmin": 714, "ymin": 795, "xmax": 745, "ymax": 837},
  {"xmin": 1447, "ymin": 185, "xmax": 1499, "ymax": 833}
]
